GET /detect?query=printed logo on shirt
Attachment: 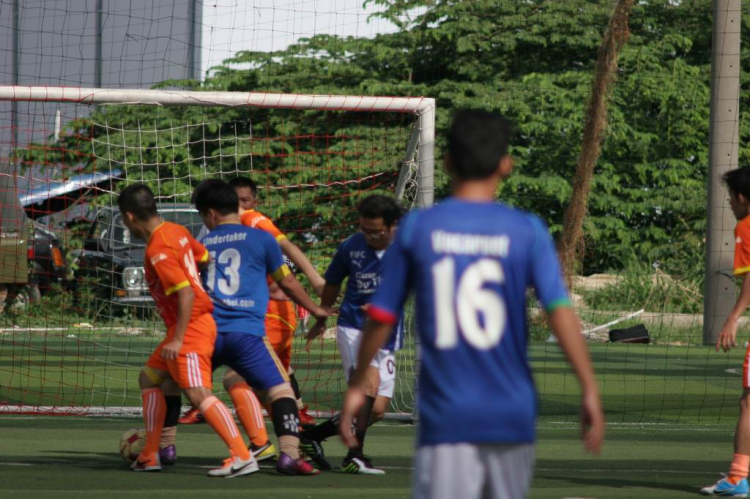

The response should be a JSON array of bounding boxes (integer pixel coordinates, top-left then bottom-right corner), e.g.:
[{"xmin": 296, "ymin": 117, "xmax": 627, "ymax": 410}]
[
  {"xmin": 150, "ymin": 253, "xmax": 168, "ymax": 265},
  {"xmin": 738, "ymin": 237, "xmax": 743, "ymax": 244},
  {"xmin": 179, "ymin": 237, "xmax": 189, "ymax": 247},
  {"xmin": 350, "ymin": 251, "xmax": 366, "ymax": 268}
]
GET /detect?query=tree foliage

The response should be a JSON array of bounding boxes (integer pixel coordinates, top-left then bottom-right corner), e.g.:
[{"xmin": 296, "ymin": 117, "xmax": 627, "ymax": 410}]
[{"xmin": 22, "ymin": 0, "xmax": 750, "ymax": 275}]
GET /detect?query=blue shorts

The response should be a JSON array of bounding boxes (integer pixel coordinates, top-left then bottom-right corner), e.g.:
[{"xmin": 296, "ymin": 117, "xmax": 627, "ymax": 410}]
[{"xmin": 212, "ymin": 332, "xmax": 288, "ymax": 391}]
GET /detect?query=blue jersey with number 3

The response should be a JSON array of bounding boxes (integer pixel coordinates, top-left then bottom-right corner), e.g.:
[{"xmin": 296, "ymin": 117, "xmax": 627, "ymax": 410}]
[
  {"xmin": 201, "ymin": 223, "xmax": 287, "ymax": 337},
  {"xmin": 368, "ymin": 198, "xmax": 571, "ymax": 446}
]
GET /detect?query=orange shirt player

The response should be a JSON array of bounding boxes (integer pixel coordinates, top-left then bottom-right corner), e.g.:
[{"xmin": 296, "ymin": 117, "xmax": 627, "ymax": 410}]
[
  {"xmin": 118, "ymin": 183, "xmax": 258, "ymax": 478},
  {"xmin": 703, "ymin": 166, "xmax": 750, "ymax": 496},
  {"xmin": 229, "ymin": 177, "xmax": 323, "ymax": 428}
]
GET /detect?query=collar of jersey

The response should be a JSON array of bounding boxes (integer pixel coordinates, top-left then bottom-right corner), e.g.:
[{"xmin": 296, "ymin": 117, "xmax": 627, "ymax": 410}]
[{"xmin": 147, "ymin": 221, "xmax": 166, "ymax": 243}]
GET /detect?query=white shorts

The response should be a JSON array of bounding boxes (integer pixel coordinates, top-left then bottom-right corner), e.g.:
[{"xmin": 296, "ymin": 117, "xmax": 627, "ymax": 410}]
[
  {"xmin": 414, "ymin": 443, "xmax": 535, "ymax": 499},
  {"xmin": 336, "ymin": 325, "xmax": 396, "ymax": 398}
]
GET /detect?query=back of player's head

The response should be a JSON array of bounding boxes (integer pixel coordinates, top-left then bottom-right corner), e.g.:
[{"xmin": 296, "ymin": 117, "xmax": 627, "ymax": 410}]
[
  {"xmin": 118, "ymin": 183, "xmax": 158, "ymax": 221},
  {"xmin": 447, "ymin": 109, "xmax": 513, "ymax": 180},
  {"xmin": 228, "ymin": 176, "xmax": 258, "ymax": 197},
  {"xmin": 192, "ymin": 179, "xmax": 239, "ymax": 215},
  {"xmin": 724, "ymin": 166, "xmax": 750, "ymax": 200},
  {"xmin": 358, "ymin": 195, "xmax": 404, "ymax": 226}
]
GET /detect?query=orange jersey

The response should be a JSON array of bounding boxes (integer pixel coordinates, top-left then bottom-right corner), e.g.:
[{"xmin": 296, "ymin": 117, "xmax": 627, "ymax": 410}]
[
  {"xmin": 240, "ymin": 209, "xmax": 287, "ymax": 243},
  {"xmin": 735, "ymin": 216, "xmax": 750, "ymax": 276},
  {"xmin": 145, "ymin": 221, "xmax": 213, "ymax": 328}
]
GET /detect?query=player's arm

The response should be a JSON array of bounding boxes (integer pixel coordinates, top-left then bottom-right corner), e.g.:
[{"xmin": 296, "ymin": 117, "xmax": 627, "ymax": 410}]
[
  {"xmin": 162, "ymin": 286, "xmax": 195, "ymax": 360},
  {"xmin": 530, "ymin": 217, "xmax": 604, "ymax": 454},
  {"xmin": 717, "ymin": 273, "xmax": 750, "ymax": 352},
  {"xmin": 278, "ymin": 238, "xmax": 326, "ymax": 296},
  {"xmin": 190, "ymin": 237, "xmax": 211, "ymax": 273},
  {"xmin": 254, "ymin": 215, "xmax": 326, "ymax": 296},
  {"xmin": 548, "ymin": 307, "xmax": 603, "ymax": 455}
]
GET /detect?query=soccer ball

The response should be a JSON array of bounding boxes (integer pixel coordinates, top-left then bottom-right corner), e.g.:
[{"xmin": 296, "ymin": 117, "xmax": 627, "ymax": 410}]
[{"xmin": 119, "ymin": 428, "xmax": 147, "ymax": 463}]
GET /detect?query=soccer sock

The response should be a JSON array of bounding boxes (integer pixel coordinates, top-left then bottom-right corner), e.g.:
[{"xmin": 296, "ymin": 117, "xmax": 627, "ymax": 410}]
[
  {"xmin": 199, "ymin": 395, "xmax": 251, "ymax": 461},
  {"xmin": 300, "ymin": 413, "xmax": 340, "ymax": 442},
  {"xmin": 729, "ymin": 453, "xmax": 750, "ymax": 484},
  {"xmin": 228, "ymin": 382, "xmax": 269, "ymax": 447},
  {"xmin": 347, "ymin": 396, "xmax": 375, "ymax": 458},
  {"xmin": 289, "ymin": 372, "xmax": 304, "ymax": 410},
  {"xmin": 160, "ymin": 395, "xmax": 181, "ymax": 448},
  {"xmin": 141, "ymin": 388, "xmax": 166, "ymax": 457},
  {"xmin": 271, "ymin": 397, "xmax": 301, "ymax": 460}
]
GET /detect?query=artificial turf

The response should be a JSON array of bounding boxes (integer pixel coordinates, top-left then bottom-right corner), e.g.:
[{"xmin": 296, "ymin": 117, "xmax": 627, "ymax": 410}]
[{"xmin": 0, "ymin": 417, "xmax": 738, "ymax": 498}]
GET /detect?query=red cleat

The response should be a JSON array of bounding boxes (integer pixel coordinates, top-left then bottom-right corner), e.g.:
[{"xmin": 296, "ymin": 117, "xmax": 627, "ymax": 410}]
[
  {"xmin": 178, "ymin": 407, "xmax": 204, "ymax": 425},
  {"xmin": 298, "ymin": 405, "xmax": 316, "ymax": 429}
]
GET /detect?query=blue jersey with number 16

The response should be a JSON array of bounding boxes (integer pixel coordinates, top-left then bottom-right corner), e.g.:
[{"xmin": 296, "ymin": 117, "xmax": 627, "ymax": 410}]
[
  {"xmin": 368, "ymin": 198, "xmax": 572, "ymax": 447},
  {"xmin": 200, "ymin": 223, "xmax": 289, "ymax": 337}
]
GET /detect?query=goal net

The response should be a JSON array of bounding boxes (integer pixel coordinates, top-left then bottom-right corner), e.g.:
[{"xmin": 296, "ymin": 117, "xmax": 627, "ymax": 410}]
[{"xmin": 0, "ymin": 85, "xmax": 435, "ymax": 419}]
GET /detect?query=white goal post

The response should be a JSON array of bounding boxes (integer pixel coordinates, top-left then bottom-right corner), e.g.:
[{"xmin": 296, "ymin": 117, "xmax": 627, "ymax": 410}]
[{"xmin": 0, "ymin": 85, "xmax": 434, "ymax": 421}]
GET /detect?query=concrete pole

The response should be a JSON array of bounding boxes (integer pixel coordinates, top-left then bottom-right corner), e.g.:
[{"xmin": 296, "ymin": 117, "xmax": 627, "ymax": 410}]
[{"xmin": 703, "ymin": 0, "xmax": 741, "ymax": 345}]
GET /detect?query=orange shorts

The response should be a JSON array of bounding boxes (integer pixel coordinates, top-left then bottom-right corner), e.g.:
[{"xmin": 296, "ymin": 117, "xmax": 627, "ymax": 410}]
[
  {"xmin": 146, "ymin": 313, "xmax": 217, "ymax": 389},
  {"xmin": 266, "ymin": 299, "xmax": 297, "ymax": 371}
]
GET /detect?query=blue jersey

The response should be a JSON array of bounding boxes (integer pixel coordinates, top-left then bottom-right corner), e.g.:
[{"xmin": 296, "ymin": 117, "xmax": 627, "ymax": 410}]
[
  {"xmin": 324, "ymin": 232, "xmax": 404, "ymax": 351},
  {"xmin": 368, "ymin": 198, "xmax": 571, "ymax": 446},
  {"xmin": 201, "ymin": 223, "xmax": 289, "ymax": 337}
]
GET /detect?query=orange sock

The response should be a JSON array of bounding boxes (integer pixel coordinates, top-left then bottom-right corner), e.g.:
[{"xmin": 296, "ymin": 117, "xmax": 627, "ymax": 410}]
[
  {"xmin": 729, "ymin": 453, "xmax": 750, "ymax": 484},
  {"xmin": 200, "ymin": 395, "xmax": 251, "ymax": 460},
  {"xmin": 141, "ymin": 388, "xmax": 166, "ymax": 456},
  {"xmin": 228, "ymin": 382, "xmax": 268, "ymax": 447}
]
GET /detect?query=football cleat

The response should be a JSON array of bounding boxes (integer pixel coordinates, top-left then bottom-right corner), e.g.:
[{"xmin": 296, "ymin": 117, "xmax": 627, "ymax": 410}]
[
  {"xmin": 207, "ymin": 455, "xmax": 259, "ymax": 478},
  {"xmin": 159, "ymin": 445, "xmax": 176, "ymax": 466},
  {"xmin": 178, "ymin": 407, "xmax": 204, "ymax": 425},
  {"xmin": 276, "ymin": 452, "xmax": 320, "ymax": 476},
  {"xmin": 251, "ymin": 441, "xmax": 277, "ymax": 462},
  {"xmin": 700, "ymin": 476, "xmax": 749, "ymax": 497},
  {"xmin": 299, "ymin": 437, "xmax": 332, "ymax": 470},
  {"xmin": 298, "ymin": 405, "xmax": 316, "ymax": 429},
  {"xmin": 340, "ymin": 455, "xmax": 385, "ymax": 475},
  {"xmin": 130, "ymin": 452, "xmax": 162, "ymax": 472}
]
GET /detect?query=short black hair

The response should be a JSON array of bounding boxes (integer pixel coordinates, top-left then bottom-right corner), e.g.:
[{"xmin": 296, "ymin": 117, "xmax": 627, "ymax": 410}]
[
  {"xmin": 447, "ymin": 109, "xmax": 513, "ymax": 180},
  {"xmin": 192, "ymin": 179, "xmax": 239, "ymax": 216},
  {"xmin": 118, "ymin": 184, "xmax": 158, "ymax": 221},
  {"xmin": 357, "ymin": 195, "xmax": 404, "ymax": 226},
  {"xmin": 228, "ymin": 176, "xmax": 258, "ymax": 197},
  {"xmin": 724, "ymin": 167, "xmax": 750, "ymax": 200}
]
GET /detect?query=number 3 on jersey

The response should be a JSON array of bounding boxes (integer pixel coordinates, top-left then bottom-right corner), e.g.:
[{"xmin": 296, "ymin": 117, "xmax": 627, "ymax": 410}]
[
  {"xmin": 206, "ymin": 249, "xmax": 241, "ymax": 296},
  {"xmin": 432, "ymin": 257, "xmax": 507, "ymax": 350}
]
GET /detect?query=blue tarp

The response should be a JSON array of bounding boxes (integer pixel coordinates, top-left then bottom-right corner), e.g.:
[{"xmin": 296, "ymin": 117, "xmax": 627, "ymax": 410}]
[{"xmin": 19, "ymin": 169, "xmax": 122, "ymax": 207}]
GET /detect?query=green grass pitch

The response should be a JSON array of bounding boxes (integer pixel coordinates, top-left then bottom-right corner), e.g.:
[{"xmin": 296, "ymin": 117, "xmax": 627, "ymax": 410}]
[
  {"xmin": 0, "ymin": 417, "xmax": 737, "ymax": 498},
  {"xmin": 1, "ymin": 333, "xmax": 749, "ymax": 497}
]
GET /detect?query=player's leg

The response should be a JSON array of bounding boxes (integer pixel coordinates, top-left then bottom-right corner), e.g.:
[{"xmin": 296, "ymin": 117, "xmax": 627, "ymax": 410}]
[
  {"xmin": 702, "ymin": 348, "xmax": 750, "ymax": 496},
  {"xmin": 130, "ymin": 343, "xmax": 171, "ymax": 472},
  {"xmin": 413, "ymin": 444, "xmax": 485, "ymax": 499},
  {"xmin": 225, "ymin": 332, "xmax": 319, "ymax": 475},
  {"xmin": 168, "ymin": 316, "xmax": 257, "ymax": 478},
  {"xmin": 158, "ymin": 379, "xmax": 181, "ymax": 465},
  {"xmin": 267, "ymin": 306, "xmax": 315, "ymax": 427},
  {"xmin": 340, "ymin": 364, "xmax": 382, "ymax": 474},
  {"xmin": 223, "ymin": 368, "xmax": 276, "ymax": 462},
  {"xmin": 482, "ymin": 444, "xmax": 535, "ymax": 499}
]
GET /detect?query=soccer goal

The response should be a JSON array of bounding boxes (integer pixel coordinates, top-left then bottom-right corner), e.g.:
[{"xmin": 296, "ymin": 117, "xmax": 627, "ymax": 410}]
[{"xmin": 0, "ymin": 85, "xmax": 435, "ymax": 421}]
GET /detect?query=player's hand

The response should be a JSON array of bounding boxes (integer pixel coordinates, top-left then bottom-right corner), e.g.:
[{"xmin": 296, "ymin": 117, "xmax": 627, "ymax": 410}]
[
  {"xmin": 161, "ymin": 339, "xmax": 183, "ymax": 361},
  {"xmin": 360, "ymin": 304, "xmax": 370, "ymax": 313},
  {"xmin": 717, "ymin": 318, "xmax": 739, "ymax": 352},
  {"xmin": 580, "ymin": 391, "xmax": 605, "ymax": 455},
  {"xmin": 339, "ymin": 387, "xmax": 366, "ymax": 449},
  {"xmin": 305, "ymin": 319, "xmax": 328, "ymax": 352}
]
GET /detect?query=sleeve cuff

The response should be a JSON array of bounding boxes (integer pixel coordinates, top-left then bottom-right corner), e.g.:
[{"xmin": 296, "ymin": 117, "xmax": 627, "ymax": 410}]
[
  {"xmin": 165, "ymin": 280, "xmax": 191, "ymax": 296},
  {"xmin": 275, "ymin": 234, "xmax": 288, "ymax": 242},
  {"xmin": 199, "ymin": 250, "xmax": 209, "ymax": 263},
  {"xmin": 270, "ymin": 264, "xmax": 291, "ymax": 282},
  {"xmin": 367, "ymin": 305, "xmax": 398, "ymax": 325},
  {"xmin": 735, "ymin": 266, "xmax": 750, "ymax": 276},
  {"xmin": 545, "ymin": 297, "xmax": 573, "ymax": 313}
]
